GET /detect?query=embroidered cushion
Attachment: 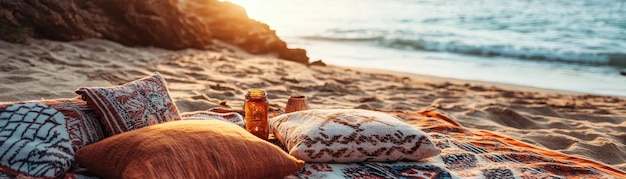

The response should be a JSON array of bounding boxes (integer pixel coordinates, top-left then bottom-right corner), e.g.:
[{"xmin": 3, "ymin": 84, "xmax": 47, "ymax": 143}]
[
  {"xmin": 53, "ymin": 98, "xmax": 106, "ymax": 151},
  {"xmin": 76, "ymin": 120, "xmax": 305, "ymax": 178},
  {"xmin": 75, "ymin": 72, "xmax": 181, "ymax": 136},
  {"xmin": 46, "ymin": 98, "xmax": 105, "ymax": 152},
  {"xmin": 269, "ymin": 109, "xmax": 441, "ymax": 163},
  {"xmin": 0, "ymin": 102, "xmax": 75, "ymax": 177},
  {"xmin": 181, "ymin": 111, "xmax": 245, "ymax": 128}
]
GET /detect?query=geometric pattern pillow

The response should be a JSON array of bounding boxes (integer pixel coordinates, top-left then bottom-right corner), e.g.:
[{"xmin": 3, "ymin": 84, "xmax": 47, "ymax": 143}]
[
  {"xmin": 269, "ymin": 109, "xmax": 441, "ymax": 163},
  {"xmin": 180, "ymin": 111, "xmax": 245, "ymax": 128},
  {"xmin": 75, "ymin": 72, "xmax": 181, "ymax": 136},
  {"xmin": 0, "ymin": 102, "xmax": 74, "ymax": 178},
  {"xmin": 75, "ymin": 120, "xmax": 305, "ymax": 178},
  {"xmin": 0, "ymin": 98, "xmax": 105, "ymax": 153}
]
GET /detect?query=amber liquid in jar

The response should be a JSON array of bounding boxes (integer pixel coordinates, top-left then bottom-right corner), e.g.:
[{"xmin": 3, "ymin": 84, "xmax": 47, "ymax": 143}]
[{"xmin": 244, "ymin": 89, "xmax": 269, "ymax": 140}]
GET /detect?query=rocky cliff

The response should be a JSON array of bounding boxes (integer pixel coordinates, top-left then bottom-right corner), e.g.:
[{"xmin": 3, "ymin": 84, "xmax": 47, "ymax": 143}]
[{"xmin": 0, "ymin": 0, "xmax": 308, "ymax": 64}]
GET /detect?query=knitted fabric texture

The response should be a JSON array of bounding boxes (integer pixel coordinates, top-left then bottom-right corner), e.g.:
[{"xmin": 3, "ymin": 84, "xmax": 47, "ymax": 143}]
[{"xmin": 76, "ymin": 120, "xmax": 305, "ymax": 178}]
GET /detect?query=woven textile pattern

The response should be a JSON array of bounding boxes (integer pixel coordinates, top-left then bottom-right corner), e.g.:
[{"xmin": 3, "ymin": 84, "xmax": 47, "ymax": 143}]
[
  {"xmin": 0, "ymin": 98, "xmax": 105, "ymax": 153},
  {"xmin": 286, "ymin": 110, "xmax": 626, "ymax": 179},
  {"xmin": 75, "ymin": 72, "xmax": 181, "ymax": 136},
  {"xmin": 0, "ymin": 102, "xmax": 74, "ymax": 177},
  {"xmin": 270, "ymin": 109, "xmax": 441, "ymax": 163},
  {"xmin": 42, "ymin": 98, "xmax": 105, "ymax": 152}
]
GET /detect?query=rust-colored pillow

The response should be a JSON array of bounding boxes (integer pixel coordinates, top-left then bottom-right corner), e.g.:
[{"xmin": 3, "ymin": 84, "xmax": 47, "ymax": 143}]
[
  {"xmin": 75, "ymin": 120, "xmax": 305, "ymax": 178},
  {"xmin": 75, "ymin": 72, "xmax": 181, "ymax": 136}
]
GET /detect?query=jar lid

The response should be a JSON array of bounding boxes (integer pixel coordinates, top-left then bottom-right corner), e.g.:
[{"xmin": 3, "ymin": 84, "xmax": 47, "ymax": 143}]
[{"xmin": 246, "ymin": 89, "xmax": 266, "ymax": 98}]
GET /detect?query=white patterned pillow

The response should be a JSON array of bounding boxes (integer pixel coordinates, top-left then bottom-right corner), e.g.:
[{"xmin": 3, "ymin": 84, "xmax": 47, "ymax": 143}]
[
  {"xmin": 0, "ymin": 102, "xmax": 75, "ymax": 177},
  {"xmin": 269, "ymin": 109, "xmax": 441, "ymax": 163}
]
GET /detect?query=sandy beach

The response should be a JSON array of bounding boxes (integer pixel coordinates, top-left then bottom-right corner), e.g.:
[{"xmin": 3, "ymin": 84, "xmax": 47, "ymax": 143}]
[{"xmin": 1, "ymin": 38, "xmax": 625, "ymax": 173}]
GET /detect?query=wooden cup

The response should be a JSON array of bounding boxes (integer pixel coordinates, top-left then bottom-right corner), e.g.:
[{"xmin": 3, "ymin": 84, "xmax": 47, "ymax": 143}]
[{"xmin": 285, "ymin": 95, "xmax": 309, "ymax": 113}]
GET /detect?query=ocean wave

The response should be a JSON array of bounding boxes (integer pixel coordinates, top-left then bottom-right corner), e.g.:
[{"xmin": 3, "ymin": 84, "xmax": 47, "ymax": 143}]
[
  {"xmin": 380, "ymin": 39, "xmax": 626, "ymax": 67},
  {"xmin": 300, "ymin": 35, "xmax": 626, "ymax": 68},
  {"xmin": 300, "ymin": 35, "xmax": 384, "ymax": 42}
]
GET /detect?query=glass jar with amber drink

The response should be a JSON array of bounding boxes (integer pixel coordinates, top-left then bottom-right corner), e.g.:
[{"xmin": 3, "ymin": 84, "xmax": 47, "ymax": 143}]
[{"xmin": 244, "ymin": 89, "xmax": 269, "ymax": 140}]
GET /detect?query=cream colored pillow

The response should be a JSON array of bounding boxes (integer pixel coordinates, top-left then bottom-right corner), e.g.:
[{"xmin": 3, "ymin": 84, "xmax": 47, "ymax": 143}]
[{"xmin": 270, "ymin": 109, "xmax": 441, "ymax": 163}]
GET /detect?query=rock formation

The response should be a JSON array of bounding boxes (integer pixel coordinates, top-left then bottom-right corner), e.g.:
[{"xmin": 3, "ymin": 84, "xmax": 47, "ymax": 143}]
[{"xmin": 0, "ymin": 0, "xmax": 309, "ymax": 64}]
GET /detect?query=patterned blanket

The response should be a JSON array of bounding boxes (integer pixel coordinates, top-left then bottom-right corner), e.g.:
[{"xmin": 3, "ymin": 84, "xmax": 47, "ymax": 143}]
[
  {"xmin": 285, "ymin": 110, "xmax": 626, "ymax": 179},
  {"xmin": 21, "ymin": 109, "xmax": 626, "ymax": 178}
]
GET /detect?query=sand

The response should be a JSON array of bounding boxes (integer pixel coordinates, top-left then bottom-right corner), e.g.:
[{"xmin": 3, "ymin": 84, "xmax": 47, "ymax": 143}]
[{"xmin": 1, "ymin": 39, "xmax": 625, "ymax": 172}]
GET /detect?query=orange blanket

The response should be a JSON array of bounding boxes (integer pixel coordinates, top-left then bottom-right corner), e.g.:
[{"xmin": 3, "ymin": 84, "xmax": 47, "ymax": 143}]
[{"xmin": 287, "ymin": 110, "xmax": 626, "ymax": 178}]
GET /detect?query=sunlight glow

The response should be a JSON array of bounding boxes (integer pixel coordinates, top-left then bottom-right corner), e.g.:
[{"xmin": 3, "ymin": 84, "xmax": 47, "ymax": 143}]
[
  {"xmin": 218, "ymin": 0, "xmax": 354, "ymax": 37},
  {"xmin": 222, "ymin": 0, "xmax": 267, "ymax": 21},
  {"xmin": 220, "ymin": 0, "xmax": 308, "ymax": 36}
]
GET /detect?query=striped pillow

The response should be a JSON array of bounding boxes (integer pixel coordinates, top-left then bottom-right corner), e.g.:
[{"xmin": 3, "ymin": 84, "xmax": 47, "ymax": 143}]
[{"xmin": 75, "ymin": 72, "xmax": 181, "ymax": 136}]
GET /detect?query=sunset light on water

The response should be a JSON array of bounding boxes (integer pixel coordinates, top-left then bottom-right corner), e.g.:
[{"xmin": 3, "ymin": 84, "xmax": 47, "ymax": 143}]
[{"xmin": 225, "ymin": 0, "xmax": 626, "ymax": 96}]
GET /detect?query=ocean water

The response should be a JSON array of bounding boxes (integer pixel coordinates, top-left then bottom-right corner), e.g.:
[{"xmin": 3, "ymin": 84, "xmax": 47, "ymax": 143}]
[{"xmin": 228, "ymin": 0, "xmax": 626, "ymax": 96}]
